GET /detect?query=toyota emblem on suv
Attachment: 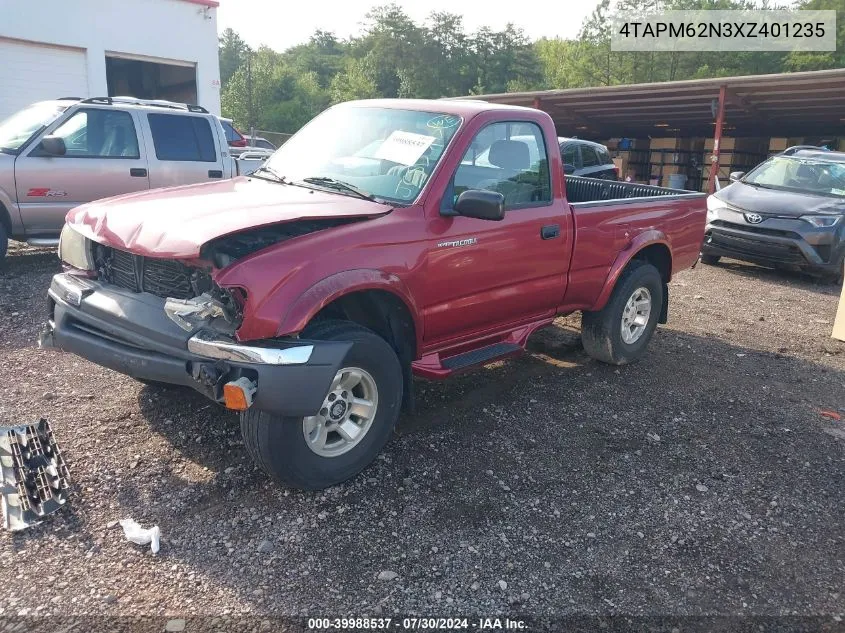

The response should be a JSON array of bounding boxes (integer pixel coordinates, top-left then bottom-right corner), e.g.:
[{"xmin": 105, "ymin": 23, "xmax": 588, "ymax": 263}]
[{"xmin": 744, "ymin": 213, "xmax": 763, "ymax": 224}]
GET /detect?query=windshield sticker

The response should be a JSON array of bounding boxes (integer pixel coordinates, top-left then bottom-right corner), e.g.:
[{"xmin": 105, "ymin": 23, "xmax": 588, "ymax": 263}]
[
  {"xmin": 374, "ymin": 131, "xmax": 437, "ymax": 166},
  {"xmin": 427, "ymin": 115, "xmax": 460, "ymax": 131}
]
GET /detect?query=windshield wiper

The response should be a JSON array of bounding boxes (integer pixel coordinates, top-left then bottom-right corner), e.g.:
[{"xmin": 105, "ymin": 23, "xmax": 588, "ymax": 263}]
[
  {"xmin": 251, "ymin": 165, "xmax": 286, "ymax": 183},
  {"xmin": 743, "ymin": 181, "xmax": 778, "ymax": 190},
  {"xmin": 300, "ymin": 177, "xmax": 376, "ymax": 201}
]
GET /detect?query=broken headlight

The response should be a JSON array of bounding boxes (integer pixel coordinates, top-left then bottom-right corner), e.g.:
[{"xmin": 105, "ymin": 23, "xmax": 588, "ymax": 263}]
[
  {"xmin": 57, "ymin": 224, "xmax": 94, "ymax": 271},
  {"xmin": 164, "ymin": 286, "xmax": 244, "ymax": 332}
]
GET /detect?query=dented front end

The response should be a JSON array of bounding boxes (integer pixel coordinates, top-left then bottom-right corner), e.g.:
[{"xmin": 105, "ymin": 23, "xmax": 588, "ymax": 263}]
[
  {"xmin": 43, "ymin": 224, "xmax": 363, "ymax": 418},
  {"xmin": 42, "ymin": 270, "xmax": 352, "ymax": 417}
]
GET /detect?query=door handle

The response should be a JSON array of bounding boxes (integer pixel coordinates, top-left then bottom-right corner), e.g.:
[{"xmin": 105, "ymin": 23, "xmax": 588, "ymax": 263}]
[
  {"xmin": 130, "ymin": 168, "xmax": 147, "ymax": 178},
  {"xmin": 541, "ymin": 224, "xmax": 560, "ymax": 240},
  {"xmin": 208, "ymin": 169, "xmax": 223, "ymax": 179}
]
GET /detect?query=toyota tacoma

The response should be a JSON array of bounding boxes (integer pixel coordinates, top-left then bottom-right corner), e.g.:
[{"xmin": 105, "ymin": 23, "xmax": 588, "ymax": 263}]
[{"xmin": 41, "ymin": 99, "xmax": 707, "ymax": 489}]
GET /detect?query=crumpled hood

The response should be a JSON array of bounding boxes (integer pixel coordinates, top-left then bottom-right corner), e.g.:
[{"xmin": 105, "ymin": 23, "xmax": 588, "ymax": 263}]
[
  {"xmin": 717, "ymin": 181, "xmax": 845, "ymax": 217},
  {"xmin": 67, "ymin": 176, "xmax": 392, "ymax": 258}
]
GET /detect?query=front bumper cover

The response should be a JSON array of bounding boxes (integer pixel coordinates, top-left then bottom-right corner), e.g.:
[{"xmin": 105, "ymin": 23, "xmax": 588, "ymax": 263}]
[
  {"xmin": 41, "ymin": 274, "xmax": 352, "ymax": 418},
  {"xmin": 701, "ymin": 217, "xmax": 844, "ymax": 274}
]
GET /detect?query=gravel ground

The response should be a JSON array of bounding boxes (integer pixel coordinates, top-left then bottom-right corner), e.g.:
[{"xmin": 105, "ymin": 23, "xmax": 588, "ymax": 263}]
[{"xmin": 1, "ymin": 241, "xmax": 844, "ymax": 628}]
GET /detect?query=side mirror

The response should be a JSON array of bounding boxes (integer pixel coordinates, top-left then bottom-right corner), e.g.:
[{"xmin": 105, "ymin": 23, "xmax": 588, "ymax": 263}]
[
  {"xmin": 40, "ymin": 135, "xmax": 67, "ymax": 156},
  {"xmin": 729, "ymin": 171, "xmax": 745, "ymax": 182},
  {"xmin": 453, "ymin": 190, "xmax": 505, "ymax": 221},
  {"xmin": 563, "ymin": 163, "xmax": 576, "ymax": 175}
]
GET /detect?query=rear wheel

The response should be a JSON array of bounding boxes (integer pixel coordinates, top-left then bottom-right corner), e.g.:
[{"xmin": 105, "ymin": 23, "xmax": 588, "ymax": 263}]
[
  {"xmin": 581, "ymin": 261, "xmax": 663, "ymax": 365},
  {"xmin": 240, "ymin": 319, "xmax": 403, "ymax": 490},
  {"xmin": 699, "ymin": 254, "xmax": 720, "ymax": 265}
]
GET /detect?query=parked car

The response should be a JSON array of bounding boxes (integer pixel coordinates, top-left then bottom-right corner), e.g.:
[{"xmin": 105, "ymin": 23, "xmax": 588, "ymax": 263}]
[
  {"xmin": 560, "ymin": 137, "xmax": 617, "ymax": 179},
  {"xmin": 701, "ymin": 146, "xmax": 845, "ymax": 282},
  {"xmin": 41, "ymin": 98, "xmax": 707, "ymax": 490},
  {"xmin": 0, "ymin": 97, "xmax": 237, "ymax": 262},
  {"xmin": 220, "ymin": 117, "xmax": 247, "ymax": 151},
  {"xmin": 244, "ymin": 135, "xmax": 277, "ymax": 152},
  {"xmin": 235, "ymin": 149, "xmax": 271, "ymax": 175}
]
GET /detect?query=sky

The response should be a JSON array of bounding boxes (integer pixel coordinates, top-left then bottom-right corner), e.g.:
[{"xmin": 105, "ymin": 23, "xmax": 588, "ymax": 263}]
[{"xmin": 216, "ymin": 0, "xmax": 597, "ymax": 52}]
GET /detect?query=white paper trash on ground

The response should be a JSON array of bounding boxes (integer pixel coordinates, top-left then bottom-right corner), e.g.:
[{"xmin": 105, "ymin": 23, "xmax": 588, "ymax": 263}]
[{"xmin": 119, "ymin": 518, "xmax": 160, "ymax": 554}]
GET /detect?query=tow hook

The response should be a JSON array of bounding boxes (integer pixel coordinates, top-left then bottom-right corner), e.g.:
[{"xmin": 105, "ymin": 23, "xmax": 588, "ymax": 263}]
[{"xmin": 223, "ymin": 377, "xmax": 257, "ymax": 411}]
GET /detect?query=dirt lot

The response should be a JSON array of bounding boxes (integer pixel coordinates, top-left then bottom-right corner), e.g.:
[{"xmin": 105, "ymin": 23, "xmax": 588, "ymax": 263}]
[{"xmin": 1, "ymin": 241, "xmax": 844, "ymax": 627}]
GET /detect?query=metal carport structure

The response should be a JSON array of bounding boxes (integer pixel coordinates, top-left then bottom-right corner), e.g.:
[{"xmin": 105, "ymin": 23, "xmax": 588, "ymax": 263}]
[{"xmin": 452, "ymin": 68, "xmax": 845, "ymax": 192}]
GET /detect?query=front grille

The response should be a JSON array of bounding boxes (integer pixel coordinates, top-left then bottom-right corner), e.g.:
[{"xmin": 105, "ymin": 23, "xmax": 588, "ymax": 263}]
[
  {"xmin": 708, "ymin": 230, "xmax": 806, "ymax": 265},
  {"xmin": 96, "ymin": 246, "xmax": 210, "ymax": 299},
  {"xmin": 710, "ymin": 220, "xmax": 800, "ymax": 239}
]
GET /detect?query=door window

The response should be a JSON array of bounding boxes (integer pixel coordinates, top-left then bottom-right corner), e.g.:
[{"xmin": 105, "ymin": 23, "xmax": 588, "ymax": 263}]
[
  {"xmin": 562, "ymin": 143, "xmax": 579, "ymax": 168},
  {"xmin": 580, "ymin": 145, "xmax": 600, "ymax": 168},
  {"xmin": 148, "ymin": 113, "xmax": 217, "ymax": 162},
  {"xmin": 453, "ymin": 122, "xmax": 551, "ymax": 209},
  {"xmin": 44, "ymin": 109, "xmax": 139, "ymax": 158}
]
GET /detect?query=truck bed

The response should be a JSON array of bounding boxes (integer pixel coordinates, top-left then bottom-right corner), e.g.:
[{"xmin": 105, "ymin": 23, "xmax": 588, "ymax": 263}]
[{"xmin": 566, "ymin": 175, "xmax": 702, "ymax": 205}]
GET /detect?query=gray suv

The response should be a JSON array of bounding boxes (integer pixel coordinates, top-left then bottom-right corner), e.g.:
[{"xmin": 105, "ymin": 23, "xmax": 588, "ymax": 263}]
[
  {"xmin": 0, "ymin": 97, "xmax": 236, "ymax": 262},
  {"xmin": 701, "ymin": 147, "xmax": 845, "ymax": 281},
  {"xmin": 560, "ymin": 138, "xmax": 617, "ymax": 180}
]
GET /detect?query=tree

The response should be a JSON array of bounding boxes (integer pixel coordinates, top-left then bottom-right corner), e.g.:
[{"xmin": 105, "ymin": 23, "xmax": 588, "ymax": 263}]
[
  {"xmin": 218, "ymin": 28, "xmax": 250, "ymax": 87},
  {"xmin": 284, "ymin": 30, "xmax": 346, "ymax": 88},
  {"xmin": 330, "ymin": 58, "xmax": 379, "ymax": 103}
]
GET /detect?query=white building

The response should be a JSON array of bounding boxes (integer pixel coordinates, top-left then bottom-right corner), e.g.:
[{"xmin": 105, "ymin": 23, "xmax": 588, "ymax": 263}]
[{"xmin": 0, "ymin": 0, "xmax": 221, "ymax": 120}]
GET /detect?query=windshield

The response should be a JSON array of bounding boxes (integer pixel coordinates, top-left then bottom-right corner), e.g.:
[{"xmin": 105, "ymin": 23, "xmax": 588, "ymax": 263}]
[
  {"xmin": 264, "ymin": 106, "xmax": 462, "ymax": 203},
  {"xmin": 743, "ymin": 156, "xmax": 845, "ymax": 198},
  {"xmin": 0, "ymin": 102, "xmax": 67, "ymax": 153}
]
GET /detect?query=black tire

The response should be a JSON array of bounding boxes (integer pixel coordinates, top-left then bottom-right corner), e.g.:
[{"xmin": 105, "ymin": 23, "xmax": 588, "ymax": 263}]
[
  {"xmin": 699, "ymin": 254, "xmax": 720, "ymax": 265},
  {"xmin": 0, "ymin": 222, "xmax": 8, "ymax": 264},
  {"xmin": 240, "ymin": 319, "xmax": 403, "ymax": 490},
  {"xmin": 581, "ymin": 260, "xmax": 664, "ymax": 366}
]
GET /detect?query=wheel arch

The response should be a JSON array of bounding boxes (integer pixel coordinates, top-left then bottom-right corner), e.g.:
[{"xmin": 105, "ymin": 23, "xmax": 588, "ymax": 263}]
[
  {"xmin": 592, "ymin": 232, "xmax": 672, "ymax": 316},
  {"xmin": 0, "ymin": 200, "xmax": 12, "ymax": 238},
  {"xmin": 285, "ymin": 273, "xmax": 419, "ymax": 413}
]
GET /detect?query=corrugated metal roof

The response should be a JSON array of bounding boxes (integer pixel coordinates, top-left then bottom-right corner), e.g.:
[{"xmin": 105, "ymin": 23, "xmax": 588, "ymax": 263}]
[{"xmin": 452, "ymin": 68, "xmax": 845, "ymax": 138}]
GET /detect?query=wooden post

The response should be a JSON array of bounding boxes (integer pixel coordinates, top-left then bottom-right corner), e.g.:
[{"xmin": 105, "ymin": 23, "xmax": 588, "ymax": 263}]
[
  {"xmin": 833, "ymin": 284, "xmax": 845, "ymax": 342},
  {"xmin": 707, "ymin": 85, "xmax": 727, "ymax": 194}
]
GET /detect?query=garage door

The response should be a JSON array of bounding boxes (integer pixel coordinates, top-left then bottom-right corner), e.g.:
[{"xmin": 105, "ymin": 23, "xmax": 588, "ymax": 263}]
[{"xmin": 0, "ymin": 38, "xmax": 88, "ymax": 121}]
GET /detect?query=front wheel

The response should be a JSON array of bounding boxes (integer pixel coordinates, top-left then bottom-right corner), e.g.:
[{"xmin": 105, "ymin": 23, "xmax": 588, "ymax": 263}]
[
  {"xmin": 240, "ymin": 320, "xmax": 403, "ymax": 490},
  {"xmin": 581, "ymin": 261, "xmax": 664, "ymax": 365}
]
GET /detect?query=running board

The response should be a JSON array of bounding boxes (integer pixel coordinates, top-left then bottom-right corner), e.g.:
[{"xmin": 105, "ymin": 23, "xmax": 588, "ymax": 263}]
[{"xmin": 441, "ymin": 342, "xmax": 522, "ymax": 371}]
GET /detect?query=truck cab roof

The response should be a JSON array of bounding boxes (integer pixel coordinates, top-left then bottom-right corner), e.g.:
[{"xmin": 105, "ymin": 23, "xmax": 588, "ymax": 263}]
[{"xmin": 338, "ymin": 98, "xmax": 545, "ymax": 119}]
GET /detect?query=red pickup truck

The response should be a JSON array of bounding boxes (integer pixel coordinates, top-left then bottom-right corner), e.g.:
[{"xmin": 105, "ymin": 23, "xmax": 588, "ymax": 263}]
[{"xmin": 41, "ymin": 99, "xmax": 706, "ymax": 489}]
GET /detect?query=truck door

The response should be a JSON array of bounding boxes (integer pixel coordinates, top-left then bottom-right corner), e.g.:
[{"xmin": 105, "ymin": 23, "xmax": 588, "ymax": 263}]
[
  {"xmin": 14, "ymin": 107, "xmax": 149, "ymax": 234},
  {"xmin": 142, "ymin": 113, "xmax": 227, "ymax": 188},
  {"xmin": 421, "ymin": 120, "xmax": 573, "ymax": 344}
]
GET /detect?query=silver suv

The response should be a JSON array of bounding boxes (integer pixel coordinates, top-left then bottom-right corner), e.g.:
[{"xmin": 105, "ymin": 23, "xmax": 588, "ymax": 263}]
[{"xmin": 0, "ymin": 97, "xmax": 237, "ymax": 261}]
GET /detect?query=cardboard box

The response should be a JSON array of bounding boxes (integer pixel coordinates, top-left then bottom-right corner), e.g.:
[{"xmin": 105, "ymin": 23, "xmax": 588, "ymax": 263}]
[
  {"xmin": 649, "ymin": 150, "xmax": 689, "ymax": 166},
  {"xmin": 769, "ymin": 137, "xmax": 789, "ymax": 152},
  {"xmin": 650, "ymin": 137, "xmax": 690, "ymax": 150},
  {"xmin": 703, "ymin": 165, "xmax": 731, "ymax": 184},
  {"xmin": 650, "ymin": 164, "xmax": 685, "ymax": 177},
  {"xmin": 705, "ymin": 137, "xmax": 767, "ymax": 153},
  {"xmin": 612, "ymin": 156, "xmax": 627, "ymax": 175}
]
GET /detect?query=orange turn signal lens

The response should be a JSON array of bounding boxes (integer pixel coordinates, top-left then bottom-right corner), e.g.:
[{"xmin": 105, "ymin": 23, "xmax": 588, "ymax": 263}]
[{"xmin": 223, "ymin": 379, "xmax": 255, "ymax": 411}]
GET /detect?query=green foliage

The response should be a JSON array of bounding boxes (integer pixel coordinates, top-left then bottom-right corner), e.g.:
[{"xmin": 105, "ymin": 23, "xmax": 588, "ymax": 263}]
[
  {"xmin": 218, "ymin": 28, "xmax": 250, "ymax": 87},
  {"xmin": 219, "ymin": 0, "xmax": 844, "ymax": 134}
]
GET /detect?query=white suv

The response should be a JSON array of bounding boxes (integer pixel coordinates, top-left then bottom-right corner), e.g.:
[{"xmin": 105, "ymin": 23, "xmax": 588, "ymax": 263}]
[{"xmin": 0, "ymin": 96, "xmax": 237, "ymax": 261}]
